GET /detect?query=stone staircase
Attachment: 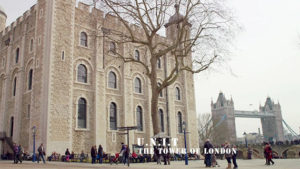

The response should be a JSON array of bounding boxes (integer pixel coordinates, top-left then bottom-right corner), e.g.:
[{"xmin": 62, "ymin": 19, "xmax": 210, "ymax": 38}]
[{"xmin": 0, "ymin": 132, "xmax": 14, "ymax": 154}]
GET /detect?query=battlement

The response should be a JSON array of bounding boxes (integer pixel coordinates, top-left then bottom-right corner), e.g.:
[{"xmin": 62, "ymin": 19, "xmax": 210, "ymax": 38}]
[
  {"xmin": 77, "ymin": 2, "xmax": 90, "ymax": 12},
  {"xmin": 75, "ymin": 1, "xmax": 168, "ymax": 40},
  {"xmin": 1, "ymin": 4, "xmax": 37, "ymax": 36}
]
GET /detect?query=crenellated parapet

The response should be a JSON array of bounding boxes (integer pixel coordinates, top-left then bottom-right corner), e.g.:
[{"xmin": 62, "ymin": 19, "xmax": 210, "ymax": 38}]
[{"xmin": 0, "ymin": 4, "xmax": 37, "ymax": 36}]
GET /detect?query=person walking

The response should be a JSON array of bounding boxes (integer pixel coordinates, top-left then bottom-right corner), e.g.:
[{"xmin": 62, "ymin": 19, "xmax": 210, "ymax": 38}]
[
  {"xmin": 204, "ymin": 139, "xmax": 213, "ymax": 167},
  {"xmin": 120, "ymin": 143, "xmax": 126, "ymax": 164},
  {"xmin": 17, "ymin": 144, "xmax": 24, "ymax": 164},
  {"xmin": 123, "ymin": 145, "xmax": 130, "ymax": 165},
  {"xmin": 98, "ymin": 145, "xmax": 103, "ymax": 164},
  {"xmin": 264, "ymin": 143, "xmax": 274, "ymax": 165},
  {"xmin": 13, "ymin": 143, "xmax": 19, "ymax": 164},
  {"xmin": 232, "ymin": 145, "xmax": 238, "ymax": 169},
  {"xmin": 154, "ymin": 146, "xmax": 161, "ymax": 164},
  {"xmin": 263, "ymin": 143, "xmax": 268, "ymax": 165},
  {"xmin": 224, "ymin": 142, "xmax": 232, "ymax": 169},
  {"xmin": 37, "ymin": 143, "xmax": 46, "ymax": 164},
  {"xmin": 91, "ymin": 145, "xmax": 97, "ymax": 164}
]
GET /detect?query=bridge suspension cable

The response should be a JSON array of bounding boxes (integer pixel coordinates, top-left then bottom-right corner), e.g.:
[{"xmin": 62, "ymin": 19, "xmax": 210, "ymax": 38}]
[
  {"xmin": 199, "ymin": 114, "xmax": 227, "ymax": 133},
  {"xmin": 282, "ymin": 119, "xmax": 299, "ymax": 138}
]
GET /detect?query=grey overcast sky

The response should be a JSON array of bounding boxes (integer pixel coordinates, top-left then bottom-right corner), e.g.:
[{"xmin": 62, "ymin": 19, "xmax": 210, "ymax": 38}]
[{"xmin": 1, "ymin": 0, "xmax": 299, "ymax": 137}]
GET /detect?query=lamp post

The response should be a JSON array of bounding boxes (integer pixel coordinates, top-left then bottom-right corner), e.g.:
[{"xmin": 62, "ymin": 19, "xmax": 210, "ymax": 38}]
[
  {"xmin": 182, "ymin": 121, "xmax": 188, "ymax": 165},
  {"xmin": 243, "ymin": 132, "xmax": 248, "ymax": 148},
  {"xmin": 32, "ymin": 126, "xmax": 36, "ymax": 162}
]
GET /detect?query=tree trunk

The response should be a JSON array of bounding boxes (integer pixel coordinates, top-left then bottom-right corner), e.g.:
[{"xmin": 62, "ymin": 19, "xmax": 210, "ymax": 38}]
[
  {"xmin": 151, "ymin": 88, "xmax": 160, "ymax": 135},
  {"xmin": 150, "ymin": 56, "xmax": 160, "ymax": 135}
]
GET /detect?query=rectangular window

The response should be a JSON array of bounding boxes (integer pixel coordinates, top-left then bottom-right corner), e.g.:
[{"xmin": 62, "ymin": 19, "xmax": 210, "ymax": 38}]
[{"xmin": 27, "ymin": 104, "xmax": 30, "ymax": 119}]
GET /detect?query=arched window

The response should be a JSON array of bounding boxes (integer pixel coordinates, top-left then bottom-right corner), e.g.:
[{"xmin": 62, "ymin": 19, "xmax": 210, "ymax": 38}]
[
  {"xmin": 108, "ymin": 71, "xmax": 117, "ymax": 89},
  {"xmin": 175, "ymin": 87, "xmax": 181, "ymax": 100},
  {"xmin": 136, "ymin": 106, "xmax": 143, "ymax": 131},
  {"xmin": 134, "ymin": 77, "xmax": 142, "ymax": 93},
  {"xmin": 110, "ymin": 42, "xmax": 116, "ymax": 54},
  {"xmin": 15, "ymin": 48, "xmax": 19, "ymax": 63},
  {"xmin": 77, "ymin": 64, "xmax": 87, "ymax": 83},
  {"xmin": 30, "ymin": 39, "xmax": 34, "ymax": 51},
  {"xmin": 110, "ymin": 102, "xmax": 117, "ymax": 130},
  {"xmin": 159, "ymin": 109, "xmax": 164, "ymax": 132},
  {"xmin": 80, "ymin": 32, "xmax": 88, "ymax": 47},
  {"xmin": 13, "ymin": 77, "xmax": 17, "ymax": 96},
  {"xmin": 177, "ymin": 112, "xmax": 183, "ymax": 133},
  {"xmin": 157, "ymin": 58, "xmax": 161, "ymax": 68},
  {"xmin": 77, "ymin": 98, "xmax": 87, "ymax": 128},
  {"xmin": 28, "ymin": 69, "xmax": 33, "ymax": 90},
  {"xmin": 135, "ymin": 50, "xmax": 140, "ymax": 61},
  {"xmin": 158, "ymin": 83, "xmax": 163, "ymax": 97}
]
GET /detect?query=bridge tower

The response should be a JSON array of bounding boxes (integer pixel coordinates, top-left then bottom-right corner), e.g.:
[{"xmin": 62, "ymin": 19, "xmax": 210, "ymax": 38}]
[
  {"xmin": 260, "ymin": 97, "xmax": 284, "ymax": 142},
  {"xmin": 211, "ymin": 92, "xmax": 237, "ymax": 145}
]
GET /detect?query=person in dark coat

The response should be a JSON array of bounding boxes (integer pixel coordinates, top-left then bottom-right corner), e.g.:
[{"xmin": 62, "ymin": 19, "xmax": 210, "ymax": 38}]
[
  {"xmin": 123, "ymin": 145, "xmax": 130, "ymax": 165},
  {"xmin": 120, "ymin": 143, "xmax": 126, "ymax": 164},
  {"xmin": 17, "ymin": 145, "xmax": 23, "ymax": 163},
  {"xmin": 13, "ymin": 143, "xmax": 19, "ymax": 164},
  {"xmin": 91, "ymin": 145, "xmax": 97, "ymax": 164},
  {"xmin": 65, "ymin": 148, "xmax": 70, "ymax": 161},
  {"xmin": 247, "ymin": 147, "xmax": 252, "ymax": 159},
  {"xmin": 154, "ymin": 146, "xmax": 161, "ymax": 164},
  {"xmin": 232, "ymin": 145, "xmax": 238, "ymax": 169},
  {"xmin": 98, "ymin": 145, "xmax": 103, "ymax": 163},
  {"xmin": 37, "ymin": 143, "xmax": 46, "ymax": 164},
  {"xmin": 203, "ymin": 139, "xmax": 213, "ymax": 167}
]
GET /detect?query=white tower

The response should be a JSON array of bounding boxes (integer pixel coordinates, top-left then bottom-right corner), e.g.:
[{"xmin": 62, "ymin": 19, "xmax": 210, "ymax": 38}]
[{"xmin": 0, "ymin": 5, "xmax": 7, "ymax": 32}]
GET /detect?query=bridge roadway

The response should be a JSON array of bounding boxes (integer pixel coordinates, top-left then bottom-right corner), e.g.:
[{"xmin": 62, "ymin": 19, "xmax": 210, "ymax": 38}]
[{"xmin": 234, "ymin": 110, "xmax": 275, "ymax": 118}]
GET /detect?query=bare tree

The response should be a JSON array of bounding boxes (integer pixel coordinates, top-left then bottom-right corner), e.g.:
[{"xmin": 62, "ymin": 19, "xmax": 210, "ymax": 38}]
[
  {"xmin": 87, "ymin": 0, "xmax": 236, "ymax": 135},
  {"xmin": 198, "ymin": 113, "xmax": 213, "ymax": 145}
]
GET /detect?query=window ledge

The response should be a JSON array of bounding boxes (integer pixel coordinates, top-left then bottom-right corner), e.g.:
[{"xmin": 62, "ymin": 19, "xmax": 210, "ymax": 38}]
[
  {"xmin": 74, "ymin": 81, "xmax": 91, "ymax": 86},
  {"xmin": 78, "ymin": 45, "xmax": 89, "ymax": 49},
  {"xmin": 133, "ymin": 92, "xmax": 144, "ymax": 96},
  {"xmin": 106, "ymin": 87, "xmax": 119, "ymax": 91},
  {"xmin": 75, "ymin": 128, "xmax": 89, "ymax": 131},
  {"xmin": 107, "ymin": 129, "xmax": 119, "ymax": 132}
]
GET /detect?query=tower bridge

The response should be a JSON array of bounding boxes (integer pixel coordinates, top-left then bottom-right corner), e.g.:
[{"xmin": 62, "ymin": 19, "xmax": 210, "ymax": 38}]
[{"xmin": 211, "ymin": 92, "xmax": 285, "ymax": 145}]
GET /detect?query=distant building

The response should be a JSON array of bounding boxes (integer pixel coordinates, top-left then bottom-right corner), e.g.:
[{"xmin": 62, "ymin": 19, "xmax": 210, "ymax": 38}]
[{"xmin": 211, "ymin": 92, "xmax": 284, "ymax": 145}]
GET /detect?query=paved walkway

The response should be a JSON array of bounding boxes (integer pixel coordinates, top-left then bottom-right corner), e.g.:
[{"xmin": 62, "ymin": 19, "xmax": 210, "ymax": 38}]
[{"xmin": 0, "ymin": 159, "xmax": 299, "ymax": 169}]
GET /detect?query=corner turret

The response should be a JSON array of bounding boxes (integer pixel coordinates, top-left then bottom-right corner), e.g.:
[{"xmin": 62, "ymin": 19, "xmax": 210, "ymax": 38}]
[{"xmin": 0, "ymin": 5, "xmax": 7, "ymax": 32}]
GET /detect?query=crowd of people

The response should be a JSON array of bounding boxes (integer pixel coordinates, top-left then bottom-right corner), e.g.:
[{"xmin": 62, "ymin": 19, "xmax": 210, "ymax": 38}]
[
  {"xmin": 12, "ymin": 143, "xmax": 23, "ymax": 164},
  {"xmin": 9, "ymin": 143, "xmax": 46, "ymax": 164},
  {"xmin": 203, "ymin": 139, "xmax": 238, "ymax": 169},
  {"xmin": 90, "ymin": 144, "xmax": 105, "ymax": 164},
  {"xmin": 202, "ymin": 139, "xmax": 283, "ymax": 168},
  {"xmin": 4, "ymin": 139, "xmax": 299, "ymax": 167}
]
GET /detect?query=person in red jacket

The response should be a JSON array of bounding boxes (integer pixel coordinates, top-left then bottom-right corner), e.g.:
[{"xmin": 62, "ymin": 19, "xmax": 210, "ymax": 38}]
[{"xmin": 264, "ymin": 143, "xmax": 274, "ymax": 165}]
